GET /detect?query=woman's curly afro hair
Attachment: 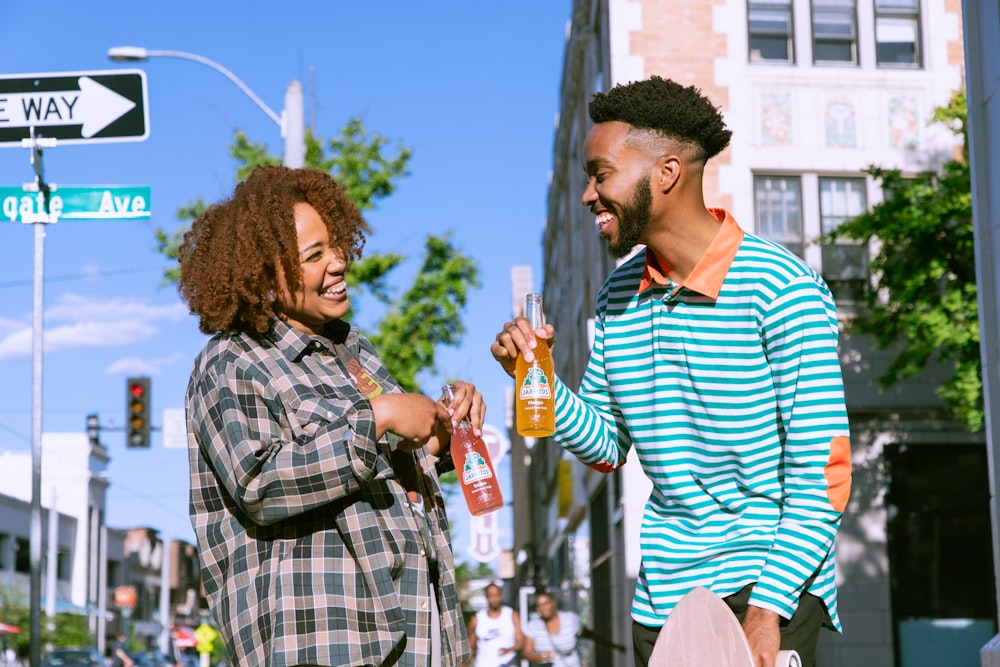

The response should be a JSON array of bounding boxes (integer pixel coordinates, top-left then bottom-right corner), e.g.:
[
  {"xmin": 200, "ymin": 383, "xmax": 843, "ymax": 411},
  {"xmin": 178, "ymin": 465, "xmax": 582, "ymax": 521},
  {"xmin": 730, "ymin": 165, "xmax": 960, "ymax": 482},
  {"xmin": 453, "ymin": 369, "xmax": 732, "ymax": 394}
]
[
  {"xmin": 588, "ymin": 76, "xmax": 732, "ymax": 162},
  {"xmin": 177, "ymin": 165, "xmax": 368, "ymax": 336}
]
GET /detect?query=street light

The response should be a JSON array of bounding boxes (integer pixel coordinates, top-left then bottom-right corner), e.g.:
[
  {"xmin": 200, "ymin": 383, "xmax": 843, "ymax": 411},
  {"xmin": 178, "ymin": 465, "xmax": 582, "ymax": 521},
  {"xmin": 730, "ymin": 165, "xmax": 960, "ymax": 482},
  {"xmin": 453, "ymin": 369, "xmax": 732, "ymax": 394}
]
[{"xmin": 107, "ymin": 46, "xmax": 304, "ymax": 168}]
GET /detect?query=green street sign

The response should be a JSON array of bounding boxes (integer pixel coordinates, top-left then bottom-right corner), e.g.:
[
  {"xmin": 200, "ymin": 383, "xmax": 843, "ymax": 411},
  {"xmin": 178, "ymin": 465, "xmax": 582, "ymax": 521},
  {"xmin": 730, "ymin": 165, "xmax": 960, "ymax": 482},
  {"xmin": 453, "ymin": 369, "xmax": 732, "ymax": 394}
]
[{"xmin": 1, "ymin": 185, "xmax": 151, "ymax": 223}]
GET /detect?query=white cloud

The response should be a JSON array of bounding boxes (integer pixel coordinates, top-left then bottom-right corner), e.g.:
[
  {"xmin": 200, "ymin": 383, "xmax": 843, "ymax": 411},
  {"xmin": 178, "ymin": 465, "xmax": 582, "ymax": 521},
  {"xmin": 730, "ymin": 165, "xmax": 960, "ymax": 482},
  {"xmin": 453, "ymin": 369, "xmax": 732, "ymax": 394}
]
[
  {"xmin": 105, "ymin": 357, "xmax": 161, "ymax": 376},
  {"xmin": 46, "ymin": 293, "xmax": 187, "ymax": 323},
  {"xmin": 0, "ymin": 316, "xmax": 25, "ymax": 337},
  {"xmin": 0, "ymin": 293, "xmax": 188, "ymax": 360},
  {"xmin": 106, "ymin": 352, "xmax": 186, "ymax": 376}
]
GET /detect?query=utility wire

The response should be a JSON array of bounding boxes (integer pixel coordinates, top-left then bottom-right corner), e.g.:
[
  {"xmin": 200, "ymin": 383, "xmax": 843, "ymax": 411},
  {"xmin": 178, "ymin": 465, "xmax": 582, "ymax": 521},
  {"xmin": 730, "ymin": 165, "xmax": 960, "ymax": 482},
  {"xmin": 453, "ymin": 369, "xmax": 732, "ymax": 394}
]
[{"xmin": 0, "ymin": 266, "xmax": 161, "ymax": 289}]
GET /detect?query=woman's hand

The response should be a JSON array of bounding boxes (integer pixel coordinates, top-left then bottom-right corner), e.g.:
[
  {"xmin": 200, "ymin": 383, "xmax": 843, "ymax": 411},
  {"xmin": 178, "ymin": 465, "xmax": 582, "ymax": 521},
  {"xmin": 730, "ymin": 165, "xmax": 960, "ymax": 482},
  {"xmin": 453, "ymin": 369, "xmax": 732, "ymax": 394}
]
[
  {"xmin": 441, "ymin": 380, "xmax": 486, "ymax": 433},
  {"xmin": 370, "ymin": 393, "xmax": 451, "ymax": 447}
]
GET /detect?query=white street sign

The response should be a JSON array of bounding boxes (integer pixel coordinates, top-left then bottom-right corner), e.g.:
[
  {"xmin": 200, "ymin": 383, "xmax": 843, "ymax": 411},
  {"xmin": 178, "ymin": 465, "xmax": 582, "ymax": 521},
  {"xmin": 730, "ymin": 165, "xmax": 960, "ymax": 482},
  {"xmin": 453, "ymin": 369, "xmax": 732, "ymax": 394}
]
[{"xmin": 0, "ymin": 70, "xmax": 148, "ymax": 146}]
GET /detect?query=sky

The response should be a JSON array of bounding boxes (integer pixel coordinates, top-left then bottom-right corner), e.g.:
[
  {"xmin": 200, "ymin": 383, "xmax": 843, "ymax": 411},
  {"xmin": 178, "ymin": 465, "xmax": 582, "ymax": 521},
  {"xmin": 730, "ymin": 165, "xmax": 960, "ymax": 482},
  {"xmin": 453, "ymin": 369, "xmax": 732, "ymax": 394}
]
[{"xmin": 0, "ymin": 0, "xmax": 571, "ymax": 562}]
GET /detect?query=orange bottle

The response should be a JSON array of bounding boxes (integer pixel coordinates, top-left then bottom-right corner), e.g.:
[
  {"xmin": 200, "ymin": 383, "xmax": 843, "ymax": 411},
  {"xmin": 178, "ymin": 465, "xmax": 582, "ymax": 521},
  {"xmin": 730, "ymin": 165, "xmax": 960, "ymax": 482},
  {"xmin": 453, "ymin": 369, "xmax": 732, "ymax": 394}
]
[
  {"xmin": 515, "ymin": 292, "xmax": 555, "ymax": 437},
  {"xmin": 443, "ymin": 383, "xmax": 503, "ymax": 516}
]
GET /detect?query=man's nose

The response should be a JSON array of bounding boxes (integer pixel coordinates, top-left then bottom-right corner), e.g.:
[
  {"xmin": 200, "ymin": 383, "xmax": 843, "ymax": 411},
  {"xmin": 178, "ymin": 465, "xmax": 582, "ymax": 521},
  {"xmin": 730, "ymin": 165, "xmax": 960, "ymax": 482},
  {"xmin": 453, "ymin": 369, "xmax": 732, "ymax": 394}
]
[{"xmin": 581, "ymin": 177, "xmax": 597, "ymax": 207}]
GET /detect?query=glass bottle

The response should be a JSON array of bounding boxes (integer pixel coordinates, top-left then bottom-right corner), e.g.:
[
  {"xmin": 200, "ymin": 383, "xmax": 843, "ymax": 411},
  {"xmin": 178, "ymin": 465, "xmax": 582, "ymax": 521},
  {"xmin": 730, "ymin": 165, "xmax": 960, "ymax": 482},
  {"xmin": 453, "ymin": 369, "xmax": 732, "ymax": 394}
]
[
  {"xmin": 515, "ymin": 293, "xmax": 555, "ymax": 437},
  {"xmin": 443, "ymin": 383, "xmax": 503, "ymax": 516}
]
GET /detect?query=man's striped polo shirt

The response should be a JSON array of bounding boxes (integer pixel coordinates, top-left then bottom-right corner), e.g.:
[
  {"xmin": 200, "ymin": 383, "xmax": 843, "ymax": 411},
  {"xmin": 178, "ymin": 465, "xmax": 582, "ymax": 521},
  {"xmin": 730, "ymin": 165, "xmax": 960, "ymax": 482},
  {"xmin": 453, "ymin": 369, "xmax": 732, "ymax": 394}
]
[{"xmin": 551, "ymin": 209, "xmax": 852, "ymax": 630}]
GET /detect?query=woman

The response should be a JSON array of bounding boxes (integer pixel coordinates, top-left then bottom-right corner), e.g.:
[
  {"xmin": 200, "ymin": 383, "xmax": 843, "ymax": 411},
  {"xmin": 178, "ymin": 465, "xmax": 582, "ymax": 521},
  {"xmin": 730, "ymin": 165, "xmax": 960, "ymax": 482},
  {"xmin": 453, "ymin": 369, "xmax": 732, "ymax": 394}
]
[
  {"xmin": 523, "ymin": 592, "xmax": 581, "ymax": 667},
  {"xmin": 178, "ymin": 165, "xmax": 475, "ymax": 666},
  {"xmin": 522, "ymin": 592, "xmax": 625, "ymax": 666}
]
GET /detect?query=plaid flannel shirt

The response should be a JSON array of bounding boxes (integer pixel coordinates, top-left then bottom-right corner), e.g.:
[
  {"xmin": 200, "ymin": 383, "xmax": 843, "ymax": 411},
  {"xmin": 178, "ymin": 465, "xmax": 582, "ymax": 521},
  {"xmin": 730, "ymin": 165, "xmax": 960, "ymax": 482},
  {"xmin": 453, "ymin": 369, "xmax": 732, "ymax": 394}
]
[{"xmin": 186, "ymin": 318, "xmax": 469, "ymax": 666}]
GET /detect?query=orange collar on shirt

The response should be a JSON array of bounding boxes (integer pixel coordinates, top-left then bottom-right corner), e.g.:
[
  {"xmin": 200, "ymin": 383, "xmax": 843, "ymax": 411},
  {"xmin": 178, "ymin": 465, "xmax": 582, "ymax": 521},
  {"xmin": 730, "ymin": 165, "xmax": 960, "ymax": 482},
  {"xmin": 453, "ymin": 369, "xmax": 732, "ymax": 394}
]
[{"xmin": 638, "ymin": 208, "xmax": 744, "ymax": 299}]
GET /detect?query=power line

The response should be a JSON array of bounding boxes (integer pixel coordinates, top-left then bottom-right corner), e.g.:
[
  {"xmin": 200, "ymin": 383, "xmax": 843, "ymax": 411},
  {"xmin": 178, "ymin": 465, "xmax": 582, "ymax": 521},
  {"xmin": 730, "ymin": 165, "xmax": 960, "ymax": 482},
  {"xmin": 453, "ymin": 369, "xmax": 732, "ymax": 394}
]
[
  {"xmin": 0, "ymin": 420, "xmax": 30, "ymax": 444},
  {"xmin": 0, "ymin": 266, "xmax": 162, "ymax": 289}
]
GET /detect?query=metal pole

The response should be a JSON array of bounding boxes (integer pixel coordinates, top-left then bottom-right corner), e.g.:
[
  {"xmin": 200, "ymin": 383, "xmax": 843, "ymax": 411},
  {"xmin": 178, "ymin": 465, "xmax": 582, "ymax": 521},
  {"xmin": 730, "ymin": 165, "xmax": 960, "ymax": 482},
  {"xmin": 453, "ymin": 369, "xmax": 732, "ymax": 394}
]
[
  {"xmin": 961, "ymin": 0, "xmax": 1000, "ymax": 663},
  {"xmin": 24, "ymin": 129, "xmax": 55, "ymax": 667},
  {"xmin": 46, "ymin": 487, "xmax": 57, "ymax": 627},
  {"xmin": 283, "ymin": 81, "xmax": 305, "ymax": 168},
  {"xmin": 159, "ymin": 535, "xmax": 171, "ymax": 656},
  {"xmin": 108, "ymin": 47, "xmax": 307, "ymax": 167}
]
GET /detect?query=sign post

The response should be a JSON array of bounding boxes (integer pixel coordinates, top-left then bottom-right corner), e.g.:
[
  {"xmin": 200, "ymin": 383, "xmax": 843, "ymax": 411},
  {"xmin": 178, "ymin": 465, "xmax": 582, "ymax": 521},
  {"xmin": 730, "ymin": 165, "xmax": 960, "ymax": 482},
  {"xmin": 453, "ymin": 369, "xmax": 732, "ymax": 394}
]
[
  {"xmin": 194, "ymin": 623, "xmax": 218, "ymax": 667},
  {"xmin": 5, "ymin": 68, "xmax": 150, "ymax": 667}
]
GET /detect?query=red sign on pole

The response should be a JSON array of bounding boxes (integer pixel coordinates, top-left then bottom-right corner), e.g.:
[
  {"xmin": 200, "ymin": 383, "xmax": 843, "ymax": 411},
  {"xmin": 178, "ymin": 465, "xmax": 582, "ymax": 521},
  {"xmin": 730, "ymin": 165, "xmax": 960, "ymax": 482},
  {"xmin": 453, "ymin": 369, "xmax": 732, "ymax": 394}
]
[{"xmin": 114, "ymin": 585, "xmax": 136, "ymax": 608}]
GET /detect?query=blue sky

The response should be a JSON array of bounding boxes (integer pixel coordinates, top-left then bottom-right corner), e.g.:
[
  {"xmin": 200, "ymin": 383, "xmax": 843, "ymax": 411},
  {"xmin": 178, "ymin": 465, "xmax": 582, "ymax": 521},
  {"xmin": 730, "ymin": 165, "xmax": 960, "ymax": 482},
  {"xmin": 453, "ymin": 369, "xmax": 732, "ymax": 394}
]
[{"xmin": 0, "ymin": 1, "xmax": 571, "ymax": 560}]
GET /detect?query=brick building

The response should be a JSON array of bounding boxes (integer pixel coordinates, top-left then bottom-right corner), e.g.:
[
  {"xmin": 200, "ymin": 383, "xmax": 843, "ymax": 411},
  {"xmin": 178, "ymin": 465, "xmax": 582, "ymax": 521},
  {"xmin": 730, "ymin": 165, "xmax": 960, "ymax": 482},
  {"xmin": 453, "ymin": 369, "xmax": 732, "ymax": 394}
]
[{"xmin": 507, "ymin": 1, "xmax": 995, "ymax": 665}]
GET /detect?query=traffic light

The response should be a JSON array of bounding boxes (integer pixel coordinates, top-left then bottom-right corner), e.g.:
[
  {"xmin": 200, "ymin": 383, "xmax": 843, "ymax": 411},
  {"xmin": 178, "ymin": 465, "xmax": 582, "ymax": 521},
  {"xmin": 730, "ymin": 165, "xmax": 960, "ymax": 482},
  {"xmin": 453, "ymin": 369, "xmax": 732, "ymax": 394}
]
[{"xmin": 125, "ymin": 377, "xmax": 151, "ymax": 448}]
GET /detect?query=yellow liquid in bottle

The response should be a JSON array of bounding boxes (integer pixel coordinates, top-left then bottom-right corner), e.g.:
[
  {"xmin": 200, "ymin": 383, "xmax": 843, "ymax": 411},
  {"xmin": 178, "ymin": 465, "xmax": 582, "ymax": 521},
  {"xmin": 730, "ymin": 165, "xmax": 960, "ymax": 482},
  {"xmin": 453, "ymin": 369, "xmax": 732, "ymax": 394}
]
[{"xmin": 515, "ymin": 343, "xmax": 555, "ymax": 437}]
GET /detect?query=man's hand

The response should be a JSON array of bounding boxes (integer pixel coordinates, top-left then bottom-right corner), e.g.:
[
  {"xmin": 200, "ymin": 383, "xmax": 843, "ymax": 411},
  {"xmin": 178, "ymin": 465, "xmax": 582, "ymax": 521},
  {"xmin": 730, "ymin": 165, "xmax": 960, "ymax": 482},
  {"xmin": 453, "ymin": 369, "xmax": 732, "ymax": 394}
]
[
  {"xmin": 490, "ymin": 316, "xmax": 555, "ymax": 378},
  {"xmin": 742, "ymin": 605, "xmax": 781, "ymax": 667}
]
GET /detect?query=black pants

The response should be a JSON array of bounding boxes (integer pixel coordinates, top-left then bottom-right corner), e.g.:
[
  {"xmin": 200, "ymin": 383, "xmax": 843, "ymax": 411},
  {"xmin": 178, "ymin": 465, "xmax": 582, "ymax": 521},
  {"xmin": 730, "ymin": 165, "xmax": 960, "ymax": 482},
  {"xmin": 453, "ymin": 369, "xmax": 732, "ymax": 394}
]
[{"xmin": 632, "ymin": 586, "xmax": 828, "ymax": 667}]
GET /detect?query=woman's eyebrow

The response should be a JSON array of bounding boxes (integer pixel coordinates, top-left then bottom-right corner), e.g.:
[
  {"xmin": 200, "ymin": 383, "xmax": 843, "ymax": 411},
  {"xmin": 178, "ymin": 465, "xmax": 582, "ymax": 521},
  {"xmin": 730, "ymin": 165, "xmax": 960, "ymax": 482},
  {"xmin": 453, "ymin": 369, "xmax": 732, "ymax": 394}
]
[{"xmin": 298, "ymin": 241, "xmax": 323, "ymax": 256}]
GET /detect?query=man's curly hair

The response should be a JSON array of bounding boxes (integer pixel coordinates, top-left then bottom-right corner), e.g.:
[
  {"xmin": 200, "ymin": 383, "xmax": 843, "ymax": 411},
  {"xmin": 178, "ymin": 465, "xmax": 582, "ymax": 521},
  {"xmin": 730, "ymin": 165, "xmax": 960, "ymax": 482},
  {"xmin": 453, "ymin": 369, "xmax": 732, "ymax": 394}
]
[
  {"xmin": 589, "ymin": 76, "xmax": 732, "ymax": 162},
  {"xmin": 178, "ymin": 165, "xmax": 368, "ymax": 336}
]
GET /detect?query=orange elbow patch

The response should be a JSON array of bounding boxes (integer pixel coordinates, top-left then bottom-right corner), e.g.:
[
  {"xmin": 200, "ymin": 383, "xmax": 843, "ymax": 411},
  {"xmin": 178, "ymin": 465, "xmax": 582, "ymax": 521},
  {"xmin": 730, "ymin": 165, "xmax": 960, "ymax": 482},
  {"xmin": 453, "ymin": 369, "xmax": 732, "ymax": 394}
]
[
  {"xmin": 825, "ymin": 435, "xmax": 852, "ymax": 512},
  {"xmin": 587, "ymin": 461, "xmax": 623, "ymax": 474}
]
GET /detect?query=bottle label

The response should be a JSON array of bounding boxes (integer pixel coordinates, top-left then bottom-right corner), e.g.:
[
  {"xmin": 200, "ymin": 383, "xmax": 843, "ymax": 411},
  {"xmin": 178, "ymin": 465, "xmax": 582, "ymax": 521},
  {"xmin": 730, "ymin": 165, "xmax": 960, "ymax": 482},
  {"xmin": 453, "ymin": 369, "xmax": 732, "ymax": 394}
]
[
  {"xmin": 519, "ymin": 367, "xmax": 551, "ymax": 400},
  {"xmin": 461, "ymin": 451, "xmax": 494, "ymax": 485}
]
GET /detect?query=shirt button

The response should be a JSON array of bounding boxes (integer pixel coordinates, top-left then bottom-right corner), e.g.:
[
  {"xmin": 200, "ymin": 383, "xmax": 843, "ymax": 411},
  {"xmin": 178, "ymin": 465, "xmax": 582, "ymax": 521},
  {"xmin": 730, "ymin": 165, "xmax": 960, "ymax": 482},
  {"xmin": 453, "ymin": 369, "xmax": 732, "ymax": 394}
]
[
  {"xmin": 327, "ymin": 411, "xmax": 334, "ymax": 419},
  {"xmin": 421, "ymin": 601, "xmax": 428, "ymax": 610},
  {"xmin": 420, "ymin": 549, "xmax": 426, "ymax": 557}
]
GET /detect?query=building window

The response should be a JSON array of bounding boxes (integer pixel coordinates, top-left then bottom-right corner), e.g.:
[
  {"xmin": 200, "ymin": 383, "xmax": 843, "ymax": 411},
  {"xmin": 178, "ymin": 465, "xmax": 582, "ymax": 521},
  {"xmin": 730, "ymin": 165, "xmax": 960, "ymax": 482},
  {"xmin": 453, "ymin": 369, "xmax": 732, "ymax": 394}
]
[
  {"xmin": 754, "ymin": 174, "xmax": 870, "ymax": 303},
  {"xmin": 812, "ymin": 0, "xmax": 858, "ymax": 64},
  {"xmin": 875, "ymin": 0, "xmax": 921, "ymax": 67},
  {"xmin": 748, "ymin": 0, "xmax": 795, "ymax": 63},
  {"xmin": 754, "ymin": 175, "xmax": 803, "ymax": 256},
  {"xmin": 819, "ymin": 177, "xmax": 868, "ymax": 302},
  {"xmin": 0, "ymin": 533, "xmax": 8, "ymax": 570},
  {"xmin": 14, "ymin": 538, "xmax": 29, "ymax": 573},
  {"xmin": 57, "ymin": 549, "xmax": 72, "ymax": 581}
]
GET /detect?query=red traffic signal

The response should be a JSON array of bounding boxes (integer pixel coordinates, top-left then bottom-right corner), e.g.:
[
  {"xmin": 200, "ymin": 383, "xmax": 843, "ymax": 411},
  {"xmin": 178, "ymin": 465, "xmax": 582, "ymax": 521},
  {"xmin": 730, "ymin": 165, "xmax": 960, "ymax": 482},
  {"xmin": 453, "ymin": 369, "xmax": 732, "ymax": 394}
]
[{"xmin": 125, "ymin": 377, "xmax": 151, "ymax": 448}]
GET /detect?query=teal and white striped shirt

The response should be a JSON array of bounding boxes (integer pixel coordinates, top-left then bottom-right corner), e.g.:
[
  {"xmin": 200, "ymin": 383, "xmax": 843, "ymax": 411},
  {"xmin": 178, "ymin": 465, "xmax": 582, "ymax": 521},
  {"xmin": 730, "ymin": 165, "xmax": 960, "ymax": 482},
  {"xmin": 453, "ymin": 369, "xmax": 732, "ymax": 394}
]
[{"xmin": 552, "ymin": 210, "xmax": 852, "ymax": 630}]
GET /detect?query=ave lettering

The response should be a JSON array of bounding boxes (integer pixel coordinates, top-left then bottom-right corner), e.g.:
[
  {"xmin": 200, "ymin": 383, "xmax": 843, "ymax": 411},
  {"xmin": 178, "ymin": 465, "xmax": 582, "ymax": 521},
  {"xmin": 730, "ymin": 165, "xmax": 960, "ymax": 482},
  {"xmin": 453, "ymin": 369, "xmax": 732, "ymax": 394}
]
[{"xmin": 98, "ymin": 189, "xmax": 146, "ymax": 215}]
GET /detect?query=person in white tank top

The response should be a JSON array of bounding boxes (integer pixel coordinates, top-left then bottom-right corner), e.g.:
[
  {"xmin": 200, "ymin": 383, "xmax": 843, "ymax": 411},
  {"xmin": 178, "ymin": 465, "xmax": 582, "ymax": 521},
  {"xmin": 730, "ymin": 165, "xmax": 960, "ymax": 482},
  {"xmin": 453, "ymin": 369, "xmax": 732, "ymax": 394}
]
[{"xmin": 465, "ymin": 583, "xmax": 523, "ymax": 667}]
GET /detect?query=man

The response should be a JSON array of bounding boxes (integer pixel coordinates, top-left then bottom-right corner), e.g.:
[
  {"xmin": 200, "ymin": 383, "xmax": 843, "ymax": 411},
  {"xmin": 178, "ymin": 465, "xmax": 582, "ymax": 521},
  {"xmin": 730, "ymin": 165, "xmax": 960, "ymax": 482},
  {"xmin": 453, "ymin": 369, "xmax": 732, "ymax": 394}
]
[
  {"xmin": 110, "ymin": 633, "xmax": 134, "ymax": 667},
  {"xmin": 464, "ymin": 583, "xmax": 522, "ymax": 667},
  {"xmin": 490, "ymin": 76, "xmax": 852, "ymax": 667}
]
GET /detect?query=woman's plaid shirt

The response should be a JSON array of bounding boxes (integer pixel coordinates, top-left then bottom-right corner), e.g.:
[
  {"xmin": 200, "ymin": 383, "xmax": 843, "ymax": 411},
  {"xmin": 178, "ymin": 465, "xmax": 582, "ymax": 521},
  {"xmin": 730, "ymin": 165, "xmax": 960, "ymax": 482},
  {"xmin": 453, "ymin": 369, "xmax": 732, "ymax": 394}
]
[{"xmin": 185, "ymin": 318, "xmax": 469, "ymax": 666}]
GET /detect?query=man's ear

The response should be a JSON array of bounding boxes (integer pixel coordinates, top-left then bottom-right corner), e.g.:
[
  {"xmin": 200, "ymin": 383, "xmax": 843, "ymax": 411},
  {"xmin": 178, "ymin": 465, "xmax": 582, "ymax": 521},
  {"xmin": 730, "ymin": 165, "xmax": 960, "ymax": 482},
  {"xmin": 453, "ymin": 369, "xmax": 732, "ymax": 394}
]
[{"xmin": 653, "ymin": 155, "xmax": 682, "ymax": 193}]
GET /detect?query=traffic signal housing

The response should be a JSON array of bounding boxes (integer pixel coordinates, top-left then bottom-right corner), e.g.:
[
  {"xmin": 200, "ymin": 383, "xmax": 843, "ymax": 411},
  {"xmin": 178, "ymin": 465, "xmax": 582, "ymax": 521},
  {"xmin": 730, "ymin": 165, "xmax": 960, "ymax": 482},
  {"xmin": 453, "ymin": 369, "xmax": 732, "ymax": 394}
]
[{"xmin": 126, "ymin": 377, "xmax": 151, "ymax": 448}]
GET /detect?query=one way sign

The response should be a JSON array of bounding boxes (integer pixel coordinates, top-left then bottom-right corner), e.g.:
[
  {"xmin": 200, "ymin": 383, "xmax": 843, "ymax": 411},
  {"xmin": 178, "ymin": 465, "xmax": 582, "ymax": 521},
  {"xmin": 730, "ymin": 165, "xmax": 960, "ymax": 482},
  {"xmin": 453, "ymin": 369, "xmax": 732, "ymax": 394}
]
[{"xmin": 0, "ymin": 69, "xmax": 148, "ymax": 147}]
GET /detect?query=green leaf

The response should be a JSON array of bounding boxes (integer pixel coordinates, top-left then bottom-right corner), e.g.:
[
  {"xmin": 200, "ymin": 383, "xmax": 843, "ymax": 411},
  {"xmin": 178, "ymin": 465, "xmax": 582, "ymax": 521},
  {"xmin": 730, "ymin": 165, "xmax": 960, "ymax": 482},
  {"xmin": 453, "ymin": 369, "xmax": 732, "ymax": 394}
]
[{"xmin": 823, "ymin": 90, "xmax": 981, "ymax": 430}]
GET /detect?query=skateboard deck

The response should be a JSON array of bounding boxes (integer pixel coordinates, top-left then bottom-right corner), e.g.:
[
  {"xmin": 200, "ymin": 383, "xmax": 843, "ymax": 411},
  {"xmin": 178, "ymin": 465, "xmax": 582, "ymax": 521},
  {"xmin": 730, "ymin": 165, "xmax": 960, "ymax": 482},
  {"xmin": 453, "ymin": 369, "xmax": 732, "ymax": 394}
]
[{"xmin": 648, "ymin": 586, "xmax": 801, "ymax": 667}]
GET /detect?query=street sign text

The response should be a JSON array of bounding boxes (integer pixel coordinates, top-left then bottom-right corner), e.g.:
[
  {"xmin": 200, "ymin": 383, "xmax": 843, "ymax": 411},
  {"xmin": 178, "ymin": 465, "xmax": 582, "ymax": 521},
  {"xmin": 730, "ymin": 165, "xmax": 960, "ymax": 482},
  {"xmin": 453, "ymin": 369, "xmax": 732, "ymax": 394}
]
[
  {"xmin": 1, "ymin": 185, "xmax": 151, "ymax": 223},
  {"xmin": 0, "ymin": 70, "xmax": 148, "ymax": 146}
]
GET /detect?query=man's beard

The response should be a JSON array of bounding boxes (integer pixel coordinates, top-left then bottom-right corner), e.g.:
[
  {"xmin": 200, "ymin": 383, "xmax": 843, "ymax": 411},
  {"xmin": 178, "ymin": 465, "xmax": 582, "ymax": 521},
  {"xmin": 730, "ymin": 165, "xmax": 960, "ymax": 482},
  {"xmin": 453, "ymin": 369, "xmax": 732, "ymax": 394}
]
[{"xmin": 608, "ymin": 176, "xmax": 652, "ymax": 258}]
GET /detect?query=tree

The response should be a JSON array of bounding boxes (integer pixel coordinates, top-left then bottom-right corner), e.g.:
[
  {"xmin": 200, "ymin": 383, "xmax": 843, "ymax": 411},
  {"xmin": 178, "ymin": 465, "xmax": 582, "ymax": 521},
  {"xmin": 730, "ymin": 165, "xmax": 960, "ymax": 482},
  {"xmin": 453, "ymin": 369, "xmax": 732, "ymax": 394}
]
[
  {"xmin": 0, "ymin": 584, "xmax": 93, "ymax": 656},
  {"xmin": 828, "ymin": 91, "xmax": 981, "ymax": 430},
  {"xmin": 157, "ymin": 119, "xmax": 480, "ymax": 393}
]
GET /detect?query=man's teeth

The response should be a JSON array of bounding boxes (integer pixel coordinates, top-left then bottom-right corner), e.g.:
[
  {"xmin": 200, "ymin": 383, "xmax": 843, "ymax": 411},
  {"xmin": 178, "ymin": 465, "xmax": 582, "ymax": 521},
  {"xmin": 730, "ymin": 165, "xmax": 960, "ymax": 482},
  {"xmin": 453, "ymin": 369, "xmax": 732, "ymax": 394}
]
[
  {"xmin": 323, "ymin": 284, "xmax": 346, "ymax": 295},
  {"xmin": 595, "ymin": 212, "xmax": 614, "ymax": 226}
]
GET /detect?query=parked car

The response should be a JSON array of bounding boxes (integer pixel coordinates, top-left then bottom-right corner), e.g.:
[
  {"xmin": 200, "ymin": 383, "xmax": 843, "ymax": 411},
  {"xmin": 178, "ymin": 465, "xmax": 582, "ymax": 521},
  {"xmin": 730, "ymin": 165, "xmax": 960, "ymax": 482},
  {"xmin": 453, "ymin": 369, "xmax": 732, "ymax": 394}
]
[
  {"xmin": 129, "ymin": 650, "xmax": 176, "ymax": 667},
  {"xmin": 40, "ymin": 647, "xmax": 108, "ymax": 667}
]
